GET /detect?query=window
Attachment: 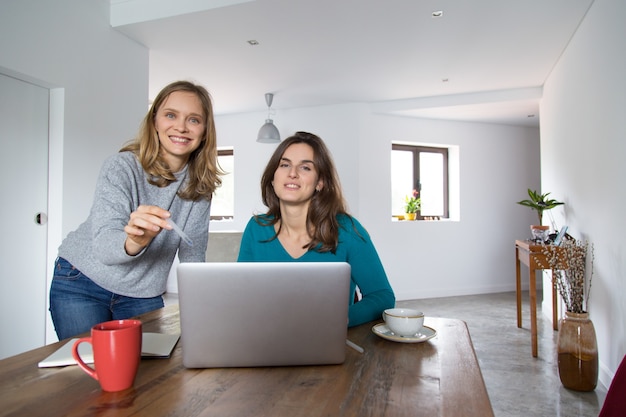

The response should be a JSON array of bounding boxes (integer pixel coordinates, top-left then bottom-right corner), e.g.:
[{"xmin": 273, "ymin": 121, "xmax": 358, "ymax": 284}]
[
  {"xmin": 210, "ymin": 148, "xmax": 234, "ymax": 220},
  {"xmin": 391, "ymin": 144, "xmax": 449, "ymax": 220}
]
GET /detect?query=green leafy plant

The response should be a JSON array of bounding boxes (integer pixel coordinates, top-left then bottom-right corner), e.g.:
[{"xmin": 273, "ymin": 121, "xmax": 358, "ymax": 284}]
[
  {"xmin": 404, "ymin": 190, "xmax": 421, "ymax": 213},
  {"xmin": 517, "ymin": 188, "xmax": 564, "ymax": 224}
]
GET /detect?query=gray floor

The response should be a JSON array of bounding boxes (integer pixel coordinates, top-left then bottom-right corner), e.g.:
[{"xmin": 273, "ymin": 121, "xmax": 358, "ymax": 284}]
[{"xmin": 397, "ymin": 291, "xmax": 607, "ymax": 417}]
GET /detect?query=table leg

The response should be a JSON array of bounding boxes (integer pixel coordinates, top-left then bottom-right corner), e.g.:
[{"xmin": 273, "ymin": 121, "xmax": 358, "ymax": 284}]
[
  {"xmin": 529, "ymin": 266, "xmax": 538, "ymax": 357},
  {"xmin": 551, "ymin": 273, "xmax": 558, "ymax": 330},
  {"xmin": 515, "ymin": 247, "xmax": 522, "ymax": 328}
]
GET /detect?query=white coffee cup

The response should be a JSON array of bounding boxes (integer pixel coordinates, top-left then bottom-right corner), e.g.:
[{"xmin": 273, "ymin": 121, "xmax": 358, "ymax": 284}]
[{"xmin": 383, "ymin": 308, "xmax": 424, "ymax": 337}]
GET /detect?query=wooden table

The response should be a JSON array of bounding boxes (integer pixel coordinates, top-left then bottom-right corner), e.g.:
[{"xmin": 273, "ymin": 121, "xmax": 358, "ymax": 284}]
[
  {"xmin": 515, "ymin": 239, "xmax": 566, "ymax": 357},
  {"xmin": 0, "ymin": 305, "xmax": 493, "ymax": 417}
]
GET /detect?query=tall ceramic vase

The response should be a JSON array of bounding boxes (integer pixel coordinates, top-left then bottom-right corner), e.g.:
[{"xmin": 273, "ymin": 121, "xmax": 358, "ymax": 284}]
[{"xmin": 557, "ymin": 311, "xmax": 598, "ymax": 391}]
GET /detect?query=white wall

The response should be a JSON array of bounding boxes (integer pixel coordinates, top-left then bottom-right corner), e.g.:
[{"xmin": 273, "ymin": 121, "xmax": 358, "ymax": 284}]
[
  {"xmin": 540, "ymin": 0, "xmax": 626, "ymax": 389},
  {"xmin": 362, "ymin": 115, "xmax": 540, "ymax": 300},
  {"xmin": 213, "ymin": 105, "xmax": 541, "ymax": 302},
  {"xmin": 0, "ymin": 0, "xmax": 149, "ymax": 343}
]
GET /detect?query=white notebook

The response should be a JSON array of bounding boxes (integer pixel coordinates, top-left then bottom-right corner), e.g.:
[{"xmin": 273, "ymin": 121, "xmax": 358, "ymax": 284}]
[{"xmin": 38, "ymin": 333, "xmax": 180, "ymax": 368}]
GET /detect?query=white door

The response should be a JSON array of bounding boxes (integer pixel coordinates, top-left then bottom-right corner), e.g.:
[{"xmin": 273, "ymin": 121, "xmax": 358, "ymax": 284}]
[{"xmin": 0, "ymin": 73, "xmax": 49, "ymax": 359}]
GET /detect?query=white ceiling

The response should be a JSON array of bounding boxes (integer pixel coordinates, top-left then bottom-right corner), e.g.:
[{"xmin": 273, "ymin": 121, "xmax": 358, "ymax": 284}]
[{"xmin": 111, "ymin": 0, "xmax": 595, "ymax": 128}]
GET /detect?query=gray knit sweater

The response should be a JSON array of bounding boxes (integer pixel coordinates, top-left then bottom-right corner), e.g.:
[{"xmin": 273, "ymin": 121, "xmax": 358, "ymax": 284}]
[{"xmin": 58, "ymin": 152, "xmax": 211, "ymax": 298}]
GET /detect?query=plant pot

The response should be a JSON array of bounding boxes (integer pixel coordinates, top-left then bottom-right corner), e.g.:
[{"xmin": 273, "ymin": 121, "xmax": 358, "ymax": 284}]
[
  {"xmin": 530, "ymin": 225, "xmax": 550, "ymax": 242},
  {"xmin": 404, "ymin": 213, "xmax": 417, "ymax": 221},
  {"xmin": 557, "ymin": 311, "xmax": 598, "ymax": 391}
]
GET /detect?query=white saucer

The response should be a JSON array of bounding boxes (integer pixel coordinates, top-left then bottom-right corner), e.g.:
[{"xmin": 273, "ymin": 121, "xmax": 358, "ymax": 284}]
[{"xmin": 371, "ymin": 323, "xmax": 437, "ymax": 343}]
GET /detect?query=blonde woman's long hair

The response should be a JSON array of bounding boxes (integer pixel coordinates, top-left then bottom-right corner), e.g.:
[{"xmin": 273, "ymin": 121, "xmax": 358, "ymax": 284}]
[{"xmin": 120, "ymin": 80, "xmax": 223, "ymax": 201}]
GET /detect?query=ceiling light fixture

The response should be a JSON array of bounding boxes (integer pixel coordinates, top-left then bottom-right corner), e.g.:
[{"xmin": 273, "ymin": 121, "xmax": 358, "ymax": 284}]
[{"xmin": 257, "ymin": 93, "xmax": 280, "ymax": 143}]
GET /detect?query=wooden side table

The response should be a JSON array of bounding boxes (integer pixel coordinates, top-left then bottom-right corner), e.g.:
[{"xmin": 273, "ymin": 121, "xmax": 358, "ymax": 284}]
[{"xmin": 515, "ymin": 239, "xmax": 565, "ymax": 357}]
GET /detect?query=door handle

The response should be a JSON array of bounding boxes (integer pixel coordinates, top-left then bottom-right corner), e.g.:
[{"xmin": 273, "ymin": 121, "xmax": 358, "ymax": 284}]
[{"xmin": 35, "ymin": 212, "xmax": 48, "ymax": 225}]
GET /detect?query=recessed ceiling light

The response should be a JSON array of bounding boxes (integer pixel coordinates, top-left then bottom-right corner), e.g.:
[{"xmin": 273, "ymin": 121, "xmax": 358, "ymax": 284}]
[
  {"xmin": 432, "ymin": 10, "xmax": 443, "ymax": 18},
  {"xmin": 247, "ymin": 40, "xmax": 259, "ymax": 46}
]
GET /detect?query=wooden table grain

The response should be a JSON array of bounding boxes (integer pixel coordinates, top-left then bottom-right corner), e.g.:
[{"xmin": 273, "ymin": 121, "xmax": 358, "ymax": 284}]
[{"xmin": 0, "ymin": 305, "xmax": 493, "ymax": 417}]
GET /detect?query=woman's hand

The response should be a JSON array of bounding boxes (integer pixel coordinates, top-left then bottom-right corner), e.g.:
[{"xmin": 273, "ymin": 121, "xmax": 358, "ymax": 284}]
[{"xmin": 124, "ymin": 205, "xmax": 170, "ymax": 256}]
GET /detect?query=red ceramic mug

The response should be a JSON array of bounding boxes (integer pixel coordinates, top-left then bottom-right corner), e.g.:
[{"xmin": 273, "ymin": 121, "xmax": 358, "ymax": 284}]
[{"xmin": 72, "ymin": 319, "xmax": 142, "ymax": 392}]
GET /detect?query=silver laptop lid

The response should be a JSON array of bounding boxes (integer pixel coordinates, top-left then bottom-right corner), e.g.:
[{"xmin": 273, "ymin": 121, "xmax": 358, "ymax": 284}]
[{"xmin": 177, "ymin": 262, "xmax": 351, "ymax": 368}]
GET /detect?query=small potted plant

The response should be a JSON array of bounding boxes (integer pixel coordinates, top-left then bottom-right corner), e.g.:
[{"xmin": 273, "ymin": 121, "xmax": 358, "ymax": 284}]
[
  {"xmin": 404, "ymin": 190, "xmax": 421, "ymax": 220},
  {"xmin": 517, "ymin": 189, "xmax": 564, "ymax": 240}
]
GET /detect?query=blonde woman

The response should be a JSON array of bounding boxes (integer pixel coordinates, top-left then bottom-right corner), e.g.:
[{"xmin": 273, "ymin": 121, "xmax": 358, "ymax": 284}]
[{"xmin": 50, "ymin": 80, "xmax": 222, "ymax": 339}]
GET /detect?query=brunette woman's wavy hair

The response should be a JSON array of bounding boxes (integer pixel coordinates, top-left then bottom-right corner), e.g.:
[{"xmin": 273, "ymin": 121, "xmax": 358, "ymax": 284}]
[
  {"xmin": 256, "ymin": 131, "xmax": 353, "ymax": 253},
  {"xmin": 120, "ymin": 80, "xmax": 223, "ymax": 201}
]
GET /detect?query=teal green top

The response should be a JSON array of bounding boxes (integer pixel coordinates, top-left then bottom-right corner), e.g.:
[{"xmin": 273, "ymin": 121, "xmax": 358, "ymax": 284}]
[{"xmin": 237, "ymin": 214, "xmax": 395, "ymax": 327}]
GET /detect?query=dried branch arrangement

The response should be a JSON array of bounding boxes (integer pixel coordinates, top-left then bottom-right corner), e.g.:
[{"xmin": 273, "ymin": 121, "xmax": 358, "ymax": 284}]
[{"xmin": 542, "ymin": 239, "xmax": 594, "ymax": 314}]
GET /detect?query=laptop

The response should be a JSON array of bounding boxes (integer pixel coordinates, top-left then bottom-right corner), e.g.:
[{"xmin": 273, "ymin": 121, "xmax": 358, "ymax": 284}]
[{"xmin": 176, "ymin": 262, "xmax": 351, "ymax": 368}]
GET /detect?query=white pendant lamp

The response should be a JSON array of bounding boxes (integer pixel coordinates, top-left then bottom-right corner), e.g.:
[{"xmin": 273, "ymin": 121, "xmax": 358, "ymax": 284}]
[{"xmin": 257, "ymin": 93, "xmax": 280, "ymax": 143}]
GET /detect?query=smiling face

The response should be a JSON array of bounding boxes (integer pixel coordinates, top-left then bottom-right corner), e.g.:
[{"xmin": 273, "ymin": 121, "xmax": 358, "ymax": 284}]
[
  {"xmin": 154, "ymin": 90, "xmax": 205, "ymax": 172},
  {"xmin": 272, "ymin": 143, "xmax": 324, "ymax": 207}
]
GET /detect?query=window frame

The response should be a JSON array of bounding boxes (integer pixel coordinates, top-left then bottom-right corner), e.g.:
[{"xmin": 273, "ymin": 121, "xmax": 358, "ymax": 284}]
[
  {"xmin": 392, "ymin": 143, "xmax": 449, "ymax": 220},
  {"xmin": 209, "ymin": 148, "xmax": 234, "ymax": 221}
]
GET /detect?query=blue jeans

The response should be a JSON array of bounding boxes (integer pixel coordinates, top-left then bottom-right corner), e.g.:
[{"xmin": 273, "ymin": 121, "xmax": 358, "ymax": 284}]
[{"xmin": 49, "ymin": 257, "xmax": 164, "ymax": 340}]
